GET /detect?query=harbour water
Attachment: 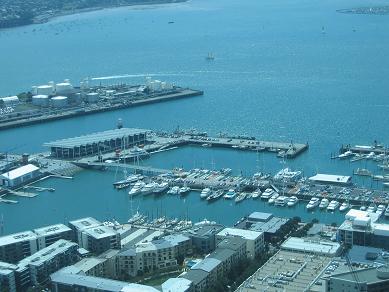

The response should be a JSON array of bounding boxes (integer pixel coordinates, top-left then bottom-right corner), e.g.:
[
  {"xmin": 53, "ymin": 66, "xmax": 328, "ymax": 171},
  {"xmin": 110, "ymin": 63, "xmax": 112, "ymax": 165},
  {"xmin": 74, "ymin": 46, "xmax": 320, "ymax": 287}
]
[{"xmin": 1, "ymin": 0, "xmax": 389, "ymax": 233}]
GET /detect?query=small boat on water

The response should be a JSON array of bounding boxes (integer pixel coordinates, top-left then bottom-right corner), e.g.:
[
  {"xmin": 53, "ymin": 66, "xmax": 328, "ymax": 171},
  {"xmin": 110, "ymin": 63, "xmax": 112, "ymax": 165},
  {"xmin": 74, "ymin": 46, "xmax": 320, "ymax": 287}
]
[
  {"xmin": 154, "ymin": 182, "xmax": 169, "ymax": 194},
  {"xmin": 261, "ymin": 188, "xmax": 274, "ymax": 200},
  {"xmin": 224, "ymin": 189, "xmax": 236, "ymax": 199},
  {"xmin": 141, "ymin": 182, "xmax": 157, "ymax": 195},
  {"xmin": 128, "ymin": 181, "xmax": 145, "ymax": 196},
  {"xmin": 327, "ymin": 200, "xmax": 340, "ymax": 211},
  {"xmin": 235, "ymin": 192, "xmax": 248, "ymax": 203},
  {"xmin": 179, "ymin": 186, "xmax": 191, "ymax": 194},
  {"xmin": 274, "ymin": 195, "xmax": 288, "ymax": 206},
  {"xmin": 339, "ymin": 202, "xmax": 350, "ymax": 212},
  {"xmin": 319, "ymin": 198, "xmax": 329, "ymax": 209},
  {"xmin": 168, "ymin": 186, "xmax": 180, "ymax": 195},
  {"xmin": 128, "ymin": 211, "xmax": 146, "ymax": 224},
  {"xmin": 338, "ymin": 150, "xmax": 354, "ymax": 159},
  {"xmin": 287, "ymin": 196, "xmax": 299, "ymax": 207},
  {"xmin": 306, "ymin": 197, "xmax": 320, "ymax": 210},
  {"xmin": 200, "ymin": 188, "xmax": 212, "ymax": 199},
  {"xmin": 113, "ymin": 174, "xmax": 143, "ymax": 187},
  {"xmin": 268, "ymin": 192, "xmax": 279, "ymax": 204},
  {"xmin": 251, "ymin": 189, "xmax": 262, "ymax": 199},
  {"xmin": 207, "ymin": 190, "xmax": 224, "ymax": 202}
]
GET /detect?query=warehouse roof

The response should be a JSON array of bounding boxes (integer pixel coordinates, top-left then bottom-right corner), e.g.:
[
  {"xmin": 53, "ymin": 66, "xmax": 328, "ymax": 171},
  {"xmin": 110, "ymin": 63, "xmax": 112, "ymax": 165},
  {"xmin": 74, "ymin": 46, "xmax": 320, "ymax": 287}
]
[
  {"xmin": 281, "ymin": 237, "xmax": 341, "ymax": 256},
  {"xmin": 191, "ymin": 257, "xmax": 221, "ymax": 273},
  {"xmin": 217, "ymin": 227, "xmax": 263, "ymax": 240},
  {"xmin": 162, "ymin": 278, "xmax": 192, "ymax": 292},
  {"xmin": 309, "ymin": 173, "xmax": 352, "ymax": 184},
  {"xmin": 44, "ymin": 128, "xmax": 149, "ymax": 148},
  {"xmin": 0, "ymin": 164, "xmax": 39, "ymax": 180}
]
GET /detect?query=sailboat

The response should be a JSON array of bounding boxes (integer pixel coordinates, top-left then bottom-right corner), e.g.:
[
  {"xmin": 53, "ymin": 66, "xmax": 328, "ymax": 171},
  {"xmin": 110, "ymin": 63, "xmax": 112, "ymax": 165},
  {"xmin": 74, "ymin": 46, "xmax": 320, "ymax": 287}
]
[{"xmin": 206, "ymin": 52, "xmax": 215, "ymax": 60}]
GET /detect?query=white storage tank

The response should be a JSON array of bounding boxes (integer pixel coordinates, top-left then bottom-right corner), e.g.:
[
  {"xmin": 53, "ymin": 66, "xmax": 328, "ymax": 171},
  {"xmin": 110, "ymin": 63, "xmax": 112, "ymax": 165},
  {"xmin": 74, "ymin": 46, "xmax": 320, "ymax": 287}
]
[
  {"xmin": 86, "ymin": 92, "xmax": 99, "ymax": 103},
  {"xmin": 0, "ymin": 96, "xmax": 19, "ymax": 106},
  {"xmin": 56, "ymin": 82, "xmax": 73, "ymax": 95},
  {"xmin": 32, "ymin": 95, "xmax": 49, "ymax": 107},
  {"xmin": 37, "ymin": 85, "xmax": 54, "ymax": 95},
  {"xmin": 51, "ymin": 96, "xmax": 68, "ymax": 108}
]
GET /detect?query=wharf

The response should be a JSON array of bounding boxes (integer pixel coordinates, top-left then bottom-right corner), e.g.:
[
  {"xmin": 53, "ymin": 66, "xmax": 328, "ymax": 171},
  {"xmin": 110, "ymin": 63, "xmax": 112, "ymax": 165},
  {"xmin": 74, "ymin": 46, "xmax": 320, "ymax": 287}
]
[
  {"xmin": 341, "ymin": 144, "xmax": 388, "ymax": 155},
  {"xmin": 0, "ymin": 88, "xmax": 203, "ymax": 130}
]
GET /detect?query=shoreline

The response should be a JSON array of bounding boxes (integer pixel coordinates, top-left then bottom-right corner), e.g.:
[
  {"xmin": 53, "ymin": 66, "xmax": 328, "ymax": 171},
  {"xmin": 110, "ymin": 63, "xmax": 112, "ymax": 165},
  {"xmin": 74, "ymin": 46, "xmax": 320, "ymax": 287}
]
[{"xmin": 1, "ymin": 0, "xmax": 188, "ymax": 30}]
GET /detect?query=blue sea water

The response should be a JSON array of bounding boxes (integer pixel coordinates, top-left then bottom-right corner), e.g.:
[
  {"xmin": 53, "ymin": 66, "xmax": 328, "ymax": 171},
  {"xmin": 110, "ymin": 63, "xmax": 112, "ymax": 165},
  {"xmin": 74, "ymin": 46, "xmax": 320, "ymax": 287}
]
[{"xmin": 0, "ymin": 0, "xmax": 389, "ymax": 233}]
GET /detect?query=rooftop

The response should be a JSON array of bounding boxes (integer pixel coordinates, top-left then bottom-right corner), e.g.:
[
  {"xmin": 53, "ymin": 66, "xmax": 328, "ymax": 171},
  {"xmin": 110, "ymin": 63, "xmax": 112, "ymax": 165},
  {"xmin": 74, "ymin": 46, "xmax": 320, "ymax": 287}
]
[
  {"xmin": 217, "ymin": 236, "xmax": 246, "ymax": 251},
  {"xmin": 217, "ymin": 227, "xmax": 263, "ymax": 241},
  {"xmin": 136, "ymin": 239, "xmax": 173, "ymax": 253},
  {"xmin": 247, "ymin": 212, "xmax": 273, "ymax": 222},
  {"xmin": 330, "ymin": 266, "xmax": 389, "ymax": 284},
  {"xmin": 69, "ymin": 217, "xmax": 102, "ymax": 231},
  {"xmin": 249, "ymin": 217, "xmax": 289, "ymax": 234},
  {"xmin": 162, "ymin": 278, "xmax": 192, "ymax": 292},
  {"xmin": 0, "ymin": 164, "xmax": 39, "ymax": 180},
  {"xmin": 83, "ymin": 225, "xmax": 118, "ymax": 239},
  {"xmin": 185, "ymin": 224, "xmax": 225, "ymax": 238},
  {"xmin": 181, "ymin": 269, "xmax": 209, "ymax": 285},
  {"xmin": 73, "ymin": 257, "xmax": 106, "ymax": 273},
  {"xmin": 0, "ymin": 230, "xmax": 37, "ymax": 246},
  {"xmin": 164, "ymin": 234, "xmax": 190, "ymax": 245},
  {"xmin": 44, "ymin": 128, "xmax": 149, "ymax": 148},
  {"xmin": 191, "ymin": 257, "xmax": 221, "ymax": 273},
  {"xmin": 209, "ymin": 248, "xmax": 236, "ymax": 263},
  {"xmin": 33, "ymin": 223, "xmax": 71, "ymax": 237},
  {"xmin": 281, "ymin": 237, "xmax": 341, "ymax": 256},
  {"xmin": 309, "ymin": 173, "xmax": 352, "ymax": 184}
]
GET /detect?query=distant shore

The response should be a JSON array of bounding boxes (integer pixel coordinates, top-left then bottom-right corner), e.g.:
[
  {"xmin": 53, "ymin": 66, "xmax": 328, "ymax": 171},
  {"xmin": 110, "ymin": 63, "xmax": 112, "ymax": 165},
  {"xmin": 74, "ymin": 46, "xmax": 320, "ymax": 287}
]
[{"xmin": 0, "ymin": 0, "xmax": 187, "ymax": 30}]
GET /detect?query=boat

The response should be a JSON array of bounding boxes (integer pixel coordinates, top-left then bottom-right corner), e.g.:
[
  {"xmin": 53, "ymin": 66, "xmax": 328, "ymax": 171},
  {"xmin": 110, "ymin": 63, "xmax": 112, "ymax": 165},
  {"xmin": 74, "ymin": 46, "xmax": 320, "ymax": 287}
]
[
  {"xmin": 116, "ymin": 183, "xmax": 130, "ymax": 189},
  {"xmin": 252, "ymin": 189, "xmax": 262, "ymax": 199},
  {"xmin": 353, "ymin": 168, "xmax": 372, "ymax": 177},
  {"xmin": 268, "ymin": 192, "xmax": 279, "ymax": 204},
  {"xmin": 200, "ymin": 188, "xmax": 212, "ymax": 199},
  {"xmin": 179, "ymin": 186, "xmax": 191, "ymax": 194},
  {"xmin": 224, "ymin": 189, "xmax": 236, "ymax": 199},
  {"xmin": 273, "ymin": 168, "xmax": 302, "ymax": 183},
  {"xmin": 274, "ymin": 195, "xmax": 288, "ymax": 206},
  {"xmin": 384, "ymin": 206, "xmax": 389, "ymax": 217},
  {"xmin": 141, "ymin": 182, "xmax": 157, "ymax": 195},
  {"xmin": 206, "ymin": 190, "xmax": 224, "ymax": 202},
  {"xmin": 306, "ymin": 197, "xmax": 320, "ymax": 210},
  {"xmin": 128, "ymin": 181, "xmax": 145, "ymax": 196},
  {"xmin": 366, "ymin": 152, "xmax": 375, "ymax": 159},
  {"xmin": 367, "ymin": 204, "xmax": 377, "ymax": 213},
  {"xmin": 384, "ymin": 182, "xmax": 389, "ymax": 188},
  {"xmin": 287, "ymin": 196, "xmax": 299, "ymax": 207},
  {"xmin": 167, "ymin": 186, "xmax": 180, "ymax": 195},
  {"xmin": 319, "ymin": 198, "xmax": 329, "ymax": 209},
  {"xmin": 154, "ymin": 182, "xmax": 169, "ymax": 193},
  {"xmin": 376, "ymin": 204, "xmax": 386, "ymax": 215},
  {"xmin": 206, "ymin": 52, "xmax": 215, "ymax": 60},
  {"xmin": 128, "ymin": 211, "xmax": 145, "ymax": 224},
  {"xmin": 327, "ymin": 200, "xmax": 340, "ymax": 211},
  {"xmin": 260, "ymin": 188, "xmax": 274, "ymax": 200},
  {"xmin": 235, "ymin": 192, "xmax": 248, "ymax": 203},
  {"xmin": 360, "ymin": 205, "xmax": 367, "ymax": 211},
  {"xmin": 339, "ymin": 202, "xmax": 350, "ymax": 212},
  {"xmin": 113, "ymin": 174, "xmax": 143, "ymax": 187},
  {"xmin": 338, "ymin": 150, "xmax": 354, "ymax": 159}
]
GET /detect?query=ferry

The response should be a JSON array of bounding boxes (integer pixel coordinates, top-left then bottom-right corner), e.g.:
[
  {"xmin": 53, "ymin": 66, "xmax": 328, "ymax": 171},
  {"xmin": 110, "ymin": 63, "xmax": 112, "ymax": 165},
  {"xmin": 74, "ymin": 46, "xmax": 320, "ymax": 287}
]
[
  {"xmin": 260, "ymin": 188, "xmax": 274, "ymax": 200},
  {"xmin": 251, "ymin": 189, "xmax": 262, "ymax": 199},
  {"xmin": 327, "ymin": 200, "xmax": 340, "ymax": 211},
  {"xmin": 268, "ymin": 192, "xmax": 279, "ymax": 204},
  {"xmin": 224, "ymin": 189, "xmax": 236, "ymax": 199},
  {"xmin": 339, "ymin": 202, "xmax": 350, "ymax": 212},
  {"xmin": 319, "ymin": 198, "xmax": 329, "ymax": 209},
  {"xmin": 306, "ymin": 197, "xmax": 320, "ymax": 210},
  {"xmin": 274, "ymin": 196, "xmax": 288, "ymax": 206},
  {"xmin": 235, "ymin": 192, "xmax": 247, "ymax": 203},
  {"xmin": 200, "ymin": 188, "xmax": 212, "ymax": 199},
  {"xmin": 287, "ymin": 196, "xmax": 298, "ymax": 207}
]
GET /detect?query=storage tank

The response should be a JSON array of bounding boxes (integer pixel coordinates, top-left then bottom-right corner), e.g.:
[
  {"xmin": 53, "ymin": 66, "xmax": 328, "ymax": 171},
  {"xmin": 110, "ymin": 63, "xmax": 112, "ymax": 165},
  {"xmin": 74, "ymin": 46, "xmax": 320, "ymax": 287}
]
[
  {"xmin": 31, "ymin": 86, "xmax": 38, "ymax": 95},
  {"xmin": 32, "ymin": 95, "xmax": 49, "ymax": 107},
  {"xmin": 0, "ymin": 96, "xmax": 19, "ymax": 106},
  {"xmin": 56, "ymin": 82, "xmax": 73, "ymax": 95},
  {"xmin": 145, "ymin": 76, "xmax": 152, "ymax": 86},
  {"xmin": 161, "ymin": 82, "xmax": 167, "ymax": 90},
  {"xmin": 51, "ymin": 96, "xmax": 68, "ymax": 108},
  {"xmin": 86, "ymin": 92, "xmax": 99, "ymax": 103},
  {"xmin": 37, "ymin": 85, "xmax": 54, "ymax": 95}
]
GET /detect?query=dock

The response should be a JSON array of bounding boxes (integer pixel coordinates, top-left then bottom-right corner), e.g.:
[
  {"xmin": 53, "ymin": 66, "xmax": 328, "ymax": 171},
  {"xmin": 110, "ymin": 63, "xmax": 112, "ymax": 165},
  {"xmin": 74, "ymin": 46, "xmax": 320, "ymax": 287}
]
[{"xmin": 7, "ymin": 190, "xmax": 37, "ymax": 198}]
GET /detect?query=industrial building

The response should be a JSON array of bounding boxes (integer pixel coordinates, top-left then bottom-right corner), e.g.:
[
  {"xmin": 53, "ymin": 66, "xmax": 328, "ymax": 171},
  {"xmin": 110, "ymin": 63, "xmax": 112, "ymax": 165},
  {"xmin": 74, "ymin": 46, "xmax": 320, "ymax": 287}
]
[
  {"xmin": 0, "ymin": 262, "xmax": 17, "ymax": 292},
  {"xmin": 44, "ymin": 128, "xmax": 149, "ymax": 159},
  {"xmin": 0, "ymin": 164, "xmax": 40, "ymax": 187}
]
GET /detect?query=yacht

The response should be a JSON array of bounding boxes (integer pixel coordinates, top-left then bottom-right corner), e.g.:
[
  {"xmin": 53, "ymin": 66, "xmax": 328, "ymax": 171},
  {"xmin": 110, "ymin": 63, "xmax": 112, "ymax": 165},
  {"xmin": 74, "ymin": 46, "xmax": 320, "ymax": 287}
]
[
  {"xmin": 128, "ymin": 181, "xmax": 145, "ymax": 196},
  {"xmin": 273, "ymin": 168, "xmax": 302, "ymax": 183},
  {"xmin": 268, "ymin": 192, "xmax": 279, "ymax": 204},
  {"xmin": 154, "ymin": 182, "xmax": 169, "ymax": 194},
  {"xmin": 376, "ymin": 204, "xmax": 386, "ymax": 215},
  {"xmin": 306, "ymin": 197, "xmax": 320, "ymax": 210},
  {"xmin": 275, "ymin": 196, "xmax": 288, "ymax": 206},
  {"xmin": 141, "ymin": 182, "xmax": 157, "ymax": 195},
  {"xmin": 200, "ymin": 188, "xmax": 212, "ymax": 199},
  {"xmin": 339, "ymin": 202, "xmax": 350, "ymax": 212},
  {"xmin": 287, "ymin": 196, "xmax": 298, "ymax": 207},
  {"xmin": 338, "ymin": 150, "xmax": 354, "ymax": 159},
  {"xmin": 327, "ymin": 200, "xmax": 340, "ymax": 211},
  {"xmin": 224, "ymin": 189, "xmax": 236, "ymax": 199},
  {"xmin": 113, "ymin": 174, "xmax": 142, "ymax": 187},
  {"xmin": 251, "ymin": 189, "xmax": 262, "ymax": 199},
  {"xmin": 384, "ymin": 206, "xmax": 389, "ymax": 217},
  {"xmin": 319, "ymin": 198, "xmax": 330, "ymax": 209},
  {"xmin": 367, "ymin": 204, "xmax": 377, "ymax": 213},
  {"xmin": 167, "ymin": 186, "xmax": 180, "ymax": 195},
  {"xmin": 235, "ymin": 192, "xmax": 248, "ymax": 203},
  {"xmin": 261, "ymin": 188, "xmax": 274, "ymax": 200},
  {"xmin": 206, "ymin": 190, "xmax": 224, "ymax": 202},
  {"xmin": 179, "ymin": 186, "xmax": 191, "ymax": 194}
]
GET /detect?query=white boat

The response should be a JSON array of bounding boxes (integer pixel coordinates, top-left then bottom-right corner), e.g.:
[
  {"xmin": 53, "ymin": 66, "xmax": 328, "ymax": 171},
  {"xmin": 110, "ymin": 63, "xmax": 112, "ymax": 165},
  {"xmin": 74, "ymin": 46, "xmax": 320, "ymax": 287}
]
[
  {"xmin": 167, "ymin": 186, "xmax": 180, "ymax": 195},
  {"xmin": 275, "ymin": 195, "xmax": 288, "ymax": 206},
  {"xmin": 179, "ymin": 186, "xmax": 191, "ymax": 194},
  {"xmin": 367, "ymin": 204, "xmax": 377, "ymax": 213},
  {"xmin": 223, "ymin": 189, "xmax": 236, "ymax": 199},
  {"xmin": 338, "ymin": 150, "xmax": 354, "ymax": 159},
  {"xmin": 376, "ymin": 204, "xmax": 386, "ymax": 215},
  {"xmin": 128, "ymin": 181, "xmax": 145, "ymax": 196},
  {"xmin": 327, "ymin": 200, "xmax": 340, "ymax": 211},
  {"xmin": 319, "ymin": 198, "xmax": 329, "ymax": 209},
  {"xmin": 128, "ymin": 211, "xmax": 145, "ymax": 224},
  {"xmin": 287, "ymin": 196, "xmax": 299, "ymax": 207},
  {"xmin": 385, "ymin": 206, "xmax": 389, "ymax": 217},
  {"xmin": 366, "ymin": 152, "xmax": 375, "ymax": 159},
  {"xmin": 339, "ymin": 202, "xmax": 350, "ymax": 212},
  {"xmin": 273, "ymin": 168, "xmax": 302, "ymax": 183},
  {"xmin": 235, "ymin": 192, "xmax": 247, "ymax": 203},
  {"xmin": 141, "ymin": 182, "xmax": 157, "ymax": 195},
  {"xmin": 154, "ymin": 182, "xmax": 169, "ymax": 193},
  {"xmin": 268, "ymin": 192, "xmax": 279, "ymax": 204},
  {"xmin": 113, "ymin": 174, "xmax": 143, "ymax": 186},
  {"xmin": 260, "ymin": 188, "xmax": 274, "ymax": 200},
  {"xmin": 200, "ymin": 188, "xmax": 212, "ymax": 199},
  {"xmin": 252, "ymin": 189, "xmax": 262, "ymax": 199},
  {"xmin": 306, "ymin": 197, "xmax": 320, "ymax": 210},
  {"xmin": 384, "ymin": 182, "xmax": 389, "ymax": 188}
]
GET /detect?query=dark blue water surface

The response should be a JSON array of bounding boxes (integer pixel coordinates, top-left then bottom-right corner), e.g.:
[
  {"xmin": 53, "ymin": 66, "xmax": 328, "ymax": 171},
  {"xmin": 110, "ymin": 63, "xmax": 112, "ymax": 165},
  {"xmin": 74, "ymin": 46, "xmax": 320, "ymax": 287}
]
[{"xmin": 1, "ymin": 0, "xmax": 389, "ymax": 233}]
